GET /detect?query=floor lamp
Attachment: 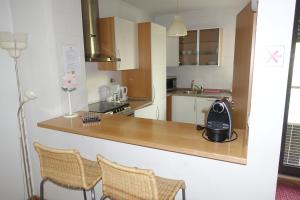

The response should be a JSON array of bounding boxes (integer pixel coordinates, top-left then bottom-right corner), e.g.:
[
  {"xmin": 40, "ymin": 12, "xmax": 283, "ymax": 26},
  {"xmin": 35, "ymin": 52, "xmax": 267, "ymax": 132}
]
[{"xmin": 0, "ymin": 32, "xmax": 37, "ymax": 200}]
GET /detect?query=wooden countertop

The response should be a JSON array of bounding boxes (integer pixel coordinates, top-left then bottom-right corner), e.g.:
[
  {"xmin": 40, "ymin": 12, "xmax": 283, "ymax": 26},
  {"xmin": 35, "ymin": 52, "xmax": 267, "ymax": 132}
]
[
  {"xmin": 37, "ymin": 114, "xmax": 247, "ymax": 165},
  {"xmin": 127, "ymin": 99, "xmax": 152, "ymax": 110}
]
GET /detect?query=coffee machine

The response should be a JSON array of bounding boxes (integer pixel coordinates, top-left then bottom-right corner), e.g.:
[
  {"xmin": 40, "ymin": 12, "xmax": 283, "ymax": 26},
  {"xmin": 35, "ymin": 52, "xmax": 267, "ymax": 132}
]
[{"xmin": 205, "ymin": 98, "xmax": 233, "ymax": 142}]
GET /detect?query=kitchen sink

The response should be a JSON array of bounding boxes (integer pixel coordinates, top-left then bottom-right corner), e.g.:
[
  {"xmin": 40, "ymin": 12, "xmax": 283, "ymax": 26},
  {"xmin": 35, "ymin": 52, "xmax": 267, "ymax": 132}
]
[{"xmin": 183, "ymin": 90, "xmax": 201, "ymax": 94}]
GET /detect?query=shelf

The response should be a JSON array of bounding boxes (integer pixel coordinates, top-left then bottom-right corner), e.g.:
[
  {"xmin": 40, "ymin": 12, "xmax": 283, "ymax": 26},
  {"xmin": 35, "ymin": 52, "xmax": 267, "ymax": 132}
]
[
  {"xmin": 179, "ymin": 63, "xmax": 197, "ymax": 65},
  {"xmin": 179, "ymin": 41, "xmax": 197, "ymax": 44},
  {"xmin": 179, "ymin": 53, "xmax": 199, "ymax": 56},
  {"xmin": 199, "ymin": 53, "xmax": 217, "ymax": 56},
  {"xmin": 199, "ymin": 41, "xmax": 218, "ymax": 43}
]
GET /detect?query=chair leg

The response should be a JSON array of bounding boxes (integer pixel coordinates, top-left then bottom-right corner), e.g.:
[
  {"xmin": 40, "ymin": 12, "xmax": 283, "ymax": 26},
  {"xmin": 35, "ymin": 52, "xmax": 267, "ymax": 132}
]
[
  {"xmin": 83, "ymin": 189, "xmax": 87, "ymax": 200},
  {"xmin": 40, "ymin": 179, "xmax": 47, "ymax": 200},
  {"xmin": 182, "ymin": 188, "xmax": 186, "ymax": 200},
  {"xmin": 100, "ymin": 195, "xmax": 108, "ymax": 200},
  {"xmin": 91, "ymin": 188, "xmax": 95, "ymax": 200}
]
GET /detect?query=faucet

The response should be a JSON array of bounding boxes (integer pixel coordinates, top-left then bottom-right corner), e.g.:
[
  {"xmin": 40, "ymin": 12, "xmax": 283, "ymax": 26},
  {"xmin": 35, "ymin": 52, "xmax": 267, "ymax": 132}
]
[
  {"xmin": 191, "ymin": 80, "xmax": 203, "ymax": 92},
  {"xmin": 191, "ymin": 80, "xmax": 195, "ymax": 90}
]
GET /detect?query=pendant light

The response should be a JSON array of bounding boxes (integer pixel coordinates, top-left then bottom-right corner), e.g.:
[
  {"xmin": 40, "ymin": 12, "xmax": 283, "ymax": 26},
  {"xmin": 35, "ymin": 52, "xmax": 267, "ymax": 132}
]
[{"xmin": 167, "ymin": 0, "xmax": 187, "ymax": 37}]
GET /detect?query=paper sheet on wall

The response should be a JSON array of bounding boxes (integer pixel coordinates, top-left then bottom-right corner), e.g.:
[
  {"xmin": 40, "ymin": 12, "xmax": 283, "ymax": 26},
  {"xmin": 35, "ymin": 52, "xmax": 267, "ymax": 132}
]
[{"xmin": 62, "ymin": 44, "xmax": 81, "ymax": 74}]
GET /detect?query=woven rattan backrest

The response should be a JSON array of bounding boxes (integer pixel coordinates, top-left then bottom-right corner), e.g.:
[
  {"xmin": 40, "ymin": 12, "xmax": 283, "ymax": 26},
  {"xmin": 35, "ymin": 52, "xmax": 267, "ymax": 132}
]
[
  {"xmin": 97, "ymin": 155, "xmax": 159, "ymax": 200},
  {"xmin": 34, "ymin": 142, "xmax": 86, "ymax": 189}
]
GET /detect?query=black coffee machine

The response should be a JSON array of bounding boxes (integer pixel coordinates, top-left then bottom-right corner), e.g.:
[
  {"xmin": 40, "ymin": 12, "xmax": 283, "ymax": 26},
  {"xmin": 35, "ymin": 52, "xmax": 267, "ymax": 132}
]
[{"xmin": 205, "ymin": 98, "xmax": 233, "ymax": 142}]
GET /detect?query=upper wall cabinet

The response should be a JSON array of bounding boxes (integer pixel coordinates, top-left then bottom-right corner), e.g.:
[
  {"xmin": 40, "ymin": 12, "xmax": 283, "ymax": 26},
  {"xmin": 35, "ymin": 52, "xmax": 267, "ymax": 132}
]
[
  {"xmin": 98, "ymin": 17, "xmax": 138, "ymax": 71},
  {"xmin": 167, "ymin": 28, "xmax": 222, "ymax": 67},
  {"xmin": 199, "ymin": 28, "xmax": 221, "ymax": 66},
  {"xmin": 179, "ymin": 30, "xmax": 198, "ymax": 66}
]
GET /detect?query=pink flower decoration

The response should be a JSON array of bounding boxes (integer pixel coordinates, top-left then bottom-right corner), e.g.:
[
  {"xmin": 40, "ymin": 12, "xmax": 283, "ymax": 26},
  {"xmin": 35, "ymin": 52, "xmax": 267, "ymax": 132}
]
[{"xmin": 62, "ymin": 71, "xmax": 77, "ymax": 92}]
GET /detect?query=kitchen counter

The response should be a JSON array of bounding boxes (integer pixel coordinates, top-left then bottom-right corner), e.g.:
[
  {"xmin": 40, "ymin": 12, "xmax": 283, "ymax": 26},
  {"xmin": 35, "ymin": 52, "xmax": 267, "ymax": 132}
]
[
  {"xmin": 168, "ymin": 88, "xmax": 232, "ymax": 99},
  {"xmin": 127, "ymin": 99, "xmax": 152, "ymax": 110},
  {"xmin": 37, "ymin": 114, "xmax": 247, "ymax": 165}
]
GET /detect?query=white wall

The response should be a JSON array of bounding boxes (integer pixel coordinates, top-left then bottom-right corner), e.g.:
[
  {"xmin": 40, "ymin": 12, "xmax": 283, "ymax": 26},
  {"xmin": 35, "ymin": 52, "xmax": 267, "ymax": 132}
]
[
  {"xmin": 155, "ymin": 7, "xmax": 242, "ymax": 89},
  {"xmin": 0, "ymin": 1, "xmax": 26, "ymax": 199},
  {"xmin": 7, "ymin": 0, "xmax": 88, "ymax": 197},
  {"xmin": 85, "ymin": 0, "xmax": 152, "ymax": 103}
]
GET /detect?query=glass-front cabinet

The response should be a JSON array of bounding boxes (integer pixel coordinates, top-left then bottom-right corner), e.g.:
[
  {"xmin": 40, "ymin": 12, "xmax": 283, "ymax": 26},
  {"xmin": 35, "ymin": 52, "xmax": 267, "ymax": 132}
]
[
  {"xmin": 199, "ymin": 28, "xmax": 220, "ymax": 66},
  {"xmin": 179, "ymin": 30, "xmax": 198, "ymax": 65},
  {"xmin": 168, "ymin": 28, "xmax": 222, "ymax": 67}
]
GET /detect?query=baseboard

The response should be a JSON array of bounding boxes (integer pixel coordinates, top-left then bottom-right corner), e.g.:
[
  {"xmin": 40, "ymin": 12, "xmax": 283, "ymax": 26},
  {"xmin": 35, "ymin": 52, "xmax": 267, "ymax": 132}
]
[{"xmin": 278, "ymin": 174, "xmax": 300, "ymax": 187}]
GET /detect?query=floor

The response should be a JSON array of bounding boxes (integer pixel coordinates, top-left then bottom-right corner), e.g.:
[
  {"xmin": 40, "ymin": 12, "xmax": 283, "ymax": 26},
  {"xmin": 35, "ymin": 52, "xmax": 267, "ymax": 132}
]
[{"xmin": 276, "ymin": 182, "xmax": 300, "ymax": 200}]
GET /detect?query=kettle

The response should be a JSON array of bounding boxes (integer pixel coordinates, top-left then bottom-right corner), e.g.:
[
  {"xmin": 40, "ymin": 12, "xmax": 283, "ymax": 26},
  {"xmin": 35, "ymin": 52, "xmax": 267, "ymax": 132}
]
[{"xmin": 119, "ymin": 86, "xmax": 128, "ymax": 101}]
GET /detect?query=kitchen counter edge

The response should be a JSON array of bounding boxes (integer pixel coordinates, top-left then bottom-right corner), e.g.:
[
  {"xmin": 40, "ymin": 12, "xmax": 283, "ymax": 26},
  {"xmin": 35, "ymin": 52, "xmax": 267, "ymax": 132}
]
[{"xmin": 37, "ymin": 114, "xmax": 247, "ymax": 165}]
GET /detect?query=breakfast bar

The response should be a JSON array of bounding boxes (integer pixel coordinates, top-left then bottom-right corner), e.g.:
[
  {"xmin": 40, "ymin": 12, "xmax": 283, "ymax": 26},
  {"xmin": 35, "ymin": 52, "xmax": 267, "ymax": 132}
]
[{"xmin": 37, "ymin": 113, "xmax": 247, "ymax": 165}]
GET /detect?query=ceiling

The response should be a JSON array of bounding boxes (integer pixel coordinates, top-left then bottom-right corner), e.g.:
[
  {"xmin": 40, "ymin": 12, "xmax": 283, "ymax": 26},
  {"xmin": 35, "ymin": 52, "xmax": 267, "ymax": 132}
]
[{"xmin": 122, "ymin": 0, "xmax": 249, "ymax": 15}]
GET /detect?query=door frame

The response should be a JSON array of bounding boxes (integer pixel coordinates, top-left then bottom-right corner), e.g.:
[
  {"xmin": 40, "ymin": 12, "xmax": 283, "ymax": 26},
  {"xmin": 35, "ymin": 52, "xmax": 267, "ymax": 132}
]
[{"xmin": 278, "ymin": 0, "xmax": 300, "ymax": 177}]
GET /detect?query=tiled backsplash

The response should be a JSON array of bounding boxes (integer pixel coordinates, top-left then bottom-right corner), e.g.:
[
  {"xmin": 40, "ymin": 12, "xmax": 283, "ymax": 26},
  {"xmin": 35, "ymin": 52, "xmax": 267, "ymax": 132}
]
[{"xmin": 167, "ymin": 65, "xmax": 233, "ymax": 89}]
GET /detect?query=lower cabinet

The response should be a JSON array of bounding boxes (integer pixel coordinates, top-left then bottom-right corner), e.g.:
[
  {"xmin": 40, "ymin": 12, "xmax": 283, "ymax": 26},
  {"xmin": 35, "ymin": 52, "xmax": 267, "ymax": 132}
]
[
  {"xmin": 134, "ymin": 98, "xmax": 166, "ymax": 120},
  {"xmin": 172, "ymin": 96, "xmax": 196, "ymax": 124},
  {"xmin": 172, "ymin": 96, "xmax": 217, "ymax": 125}
]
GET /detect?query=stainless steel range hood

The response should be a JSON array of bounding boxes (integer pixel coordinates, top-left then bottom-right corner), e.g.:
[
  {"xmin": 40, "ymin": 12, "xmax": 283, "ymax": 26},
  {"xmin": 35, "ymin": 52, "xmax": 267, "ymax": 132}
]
[{"xmin": 81, "ymin": 0, "xmax": 120, "ymax": 62}]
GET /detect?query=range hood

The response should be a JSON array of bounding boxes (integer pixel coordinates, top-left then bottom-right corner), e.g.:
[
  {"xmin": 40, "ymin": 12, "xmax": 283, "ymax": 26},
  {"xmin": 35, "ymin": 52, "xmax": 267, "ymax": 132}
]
[{"xmin": 81, "ymin": 0, "xmax": 120, "ymax": 62}]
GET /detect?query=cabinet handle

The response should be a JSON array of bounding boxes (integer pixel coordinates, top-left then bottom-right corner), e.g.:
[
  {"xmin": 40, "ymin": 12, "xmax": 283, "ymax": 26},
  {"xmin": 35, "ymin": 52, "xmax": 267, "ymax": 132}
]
[
  {"xmin": 152, "ymin": 85, "xmax": 156, "ymax": 102},
  {"xmin": 194, "ymin": 98, "xmax": 196, "ymax": 112},
  {"xmin": 117, "ymin": 49, "xmax": 121, "ymax": 69},
  {"xmin": 156, "ymin": 106, "xmax": 159, "ymax": 120}
]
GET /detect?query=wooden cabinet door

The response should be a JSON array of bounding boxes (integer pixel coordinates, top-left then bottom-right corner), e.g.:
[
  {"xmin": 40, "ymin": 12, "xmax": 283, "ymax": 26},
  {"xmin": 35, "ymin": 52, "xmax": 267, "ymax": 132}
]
[
  {"xmin": 167, "ymin": 95, "xmax": 172, "ymax": 121},
  {"xmin": 172, "ymin": 96, "xmax": 196, "ymax": 124},
  {"xmin": 232, "ymin": 3, "xmax": 256, "ymax": 130},
  {"xmin": 121, "ymin": 22, "xmax": 152, "ymax": 99}
]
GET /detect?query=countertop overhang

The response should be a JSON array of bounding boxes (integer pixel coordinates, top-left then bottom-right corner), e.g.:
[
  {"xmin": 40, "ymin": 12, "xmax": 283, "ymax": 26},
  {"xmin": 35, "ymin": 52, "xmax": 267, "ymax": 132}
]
[{"xmin": 37, "ymin": 114, "xmax": 247, "ymax": 165}]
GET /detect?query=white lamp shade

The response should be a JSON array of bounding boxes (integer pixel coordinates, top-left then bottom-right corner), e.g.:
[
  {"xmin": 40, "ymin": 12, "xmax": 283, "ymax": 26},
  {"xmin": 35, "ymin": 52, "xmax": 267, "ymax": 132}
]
[
  {"xmin": 0, "ymin": 32, "xmax": 27, "ymax": 58},
  {"xmin": 24, "ymin": 90, "xmax": 37, "ymax": 100},
  {"xmin": 167, "ymin": 16, "xmax": 188, "ymax": 37}
]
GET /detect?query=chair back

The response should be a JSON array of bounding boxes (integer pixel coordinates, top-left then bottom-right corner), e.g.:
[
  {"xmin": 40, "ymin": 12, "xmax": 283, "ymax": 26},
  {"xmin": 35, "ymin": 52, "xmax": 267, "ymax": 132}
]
[
  {"xmin": 97, "ymin": 155, "xmax": 159, "ymax": 200},
  {"xmin": 34, "ymin": 142, "xmax": 87, "ymax": 189}
]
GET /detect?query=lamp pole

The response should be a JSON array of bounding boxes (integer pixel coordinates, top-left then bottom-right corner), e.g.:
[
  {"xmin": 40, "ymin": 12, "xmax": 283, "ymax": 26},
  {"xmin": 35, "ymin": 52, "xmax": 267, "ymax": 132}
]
[
  {"xmin": 0, "ymin": 32, "xmax": 35, "ymax": 199},
  {"xmin": 15, "ymin": 56, "xmax": 34, "ymax": 199}
]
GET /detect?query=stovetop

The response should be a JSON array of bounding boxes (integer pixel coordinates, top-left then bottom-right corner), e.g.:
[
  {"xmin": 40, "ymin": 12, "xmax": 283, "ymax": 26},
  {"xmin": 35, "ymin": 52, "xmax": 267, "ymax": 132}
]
[{"xmin": 88, "ymin": 101, "xmax": 129, "ymax": 114}]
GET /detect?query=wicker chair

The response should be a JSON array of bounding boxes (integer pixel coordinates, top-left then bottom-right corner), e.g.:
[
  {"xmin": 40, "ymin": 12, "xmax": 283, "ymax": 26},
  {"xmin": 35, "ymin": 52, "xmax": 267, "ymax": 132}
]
[
  {"xmin": 97, "ymin": 155, "xmax": 186, "ymax": 200},
  {"xmin": 34, "ymin": 142, "xmax": 102, "ymax": 200}
]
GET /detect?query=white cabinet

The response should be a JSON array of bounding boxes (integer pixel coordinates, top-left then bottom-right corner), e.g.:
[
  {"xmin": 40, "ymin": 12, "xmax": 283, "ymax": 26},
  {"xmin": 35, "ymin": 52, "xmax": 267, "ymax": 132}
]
[
  {"xmin": 172, "ymin": 96, "xmax": 196, "ymax": 124},
  {"xmin": 172, "ymin": 96, "xmax": 217, "ymax": 125},
  {"xmin": 134, "ymin": 98, "xmax": 166, "ymax": 121},
  {"xmin": 134, "ymin": 104, "xmax": 157, "ymax": 120},
  {"xmin": 167, "ymin": 37, "xmax": 179, "ymax": 67},
  {"xmin": 115, "ymin": 17, "xmax": 138, "ymax": 70},
  {"xmin": 99, "ymin": 17, "xmax": 138, "ymax": 70},
  {"xmin": 195, "ymin": 97, "xmax": 217, "ymax": 126},
  {"xmin": 157, "ymin": 98, "xmax": 166, "ymax": 120}
]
